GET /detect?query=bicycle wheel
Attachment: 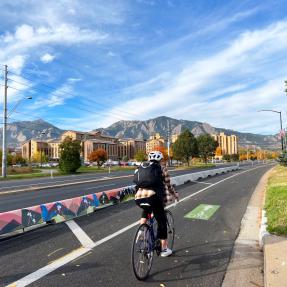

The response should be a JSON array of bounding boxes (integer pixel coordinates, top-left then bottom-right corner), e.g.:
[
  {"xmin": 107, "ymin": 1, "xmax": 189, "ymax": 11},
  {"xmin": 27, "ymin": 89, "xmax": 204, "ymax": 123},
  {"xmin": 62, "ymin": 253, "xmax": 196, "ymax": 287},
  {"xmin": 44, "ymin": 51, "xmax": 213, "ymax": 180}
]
[
  {"xmin": 131, "ymin": 224, "xmax": 154, "ymax": 280},
  {"xmin": 165, "ymin": 210, "xmax": 175, "ymax": 250}
]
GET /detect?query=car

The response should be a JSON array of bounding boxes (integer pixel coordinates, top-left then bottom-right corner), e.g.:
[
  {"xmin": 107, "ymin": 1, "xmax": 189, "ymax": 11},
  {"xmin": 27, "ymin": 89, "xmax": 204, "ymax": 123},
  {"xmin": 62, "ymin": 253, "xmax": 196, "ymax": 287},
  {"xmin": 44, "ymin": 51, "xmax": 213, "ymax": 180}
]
[{"xmin": 12, "ymin": 164, "xmax": 22, "ymax": 168}]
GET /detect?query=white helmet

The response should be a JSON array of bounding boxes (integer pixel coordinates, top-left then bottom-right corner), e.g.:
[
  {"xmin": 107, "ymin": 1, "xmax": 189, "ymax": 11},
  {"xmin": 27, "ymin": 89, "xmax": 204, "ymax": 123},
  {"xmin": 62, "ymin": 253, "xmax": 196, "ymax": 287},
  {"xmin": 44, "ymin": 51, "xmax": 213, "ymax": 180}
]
[{"xmin": 148, "ymin": 151, "xmax": 163, "ymax": 162}]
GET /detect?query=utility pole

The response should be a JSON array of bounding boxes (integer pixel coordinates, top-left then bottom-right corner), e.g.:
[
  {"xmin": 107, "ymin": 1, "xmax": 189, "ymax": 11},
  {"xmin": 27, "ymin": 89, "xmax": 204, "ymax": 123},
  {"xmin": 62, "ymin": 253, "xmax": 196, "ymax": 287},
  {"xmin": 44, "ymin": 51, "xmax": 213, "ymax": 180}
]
[
  {"xmin": 167, "ymin": 120, "xmax": 171, "ymax": 166},
  {"xmin": 2, "ymin": 65, "xmax": 8, "ymax": 178}
]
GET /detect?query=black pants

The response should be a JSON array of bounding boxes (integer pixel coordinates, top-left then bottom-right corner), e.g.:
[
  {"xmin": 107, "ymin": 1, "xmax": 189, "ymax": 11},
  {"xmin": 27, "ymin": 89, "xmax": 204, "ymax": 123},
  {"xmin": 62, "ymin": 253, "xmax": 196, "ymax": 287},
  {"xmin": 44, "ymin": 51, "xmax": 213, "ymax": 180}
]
[{"xmin": 135, "ymin": 195, "xmax": 167, "ymax": 240}]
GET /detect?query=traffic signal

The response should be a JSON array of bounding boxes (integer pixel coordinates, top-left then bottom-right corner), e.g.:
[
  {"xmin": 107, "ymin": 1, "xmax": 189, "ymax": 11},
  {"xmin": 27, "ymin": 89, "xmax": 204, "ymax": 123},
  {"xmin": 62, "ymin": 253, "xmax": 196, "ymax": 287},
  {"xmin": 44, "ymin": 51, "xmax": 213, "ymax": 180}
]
[{"xmin": 285, "ymin": 80, "xmax": 287, "ymax": 94}]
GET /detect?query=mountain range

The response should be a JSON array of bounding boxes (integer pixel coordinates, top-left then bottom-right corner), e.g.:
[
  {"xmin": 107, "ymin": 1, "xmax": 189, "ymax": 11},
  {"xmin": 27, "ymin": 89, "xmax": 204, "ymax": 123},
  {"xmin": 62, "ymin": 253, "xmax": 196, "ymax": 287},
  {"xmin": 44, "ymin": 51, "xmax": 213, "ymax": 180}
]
[{"xmin": 0, "ymin": 117, "xmax": 280, "ymax": 150}]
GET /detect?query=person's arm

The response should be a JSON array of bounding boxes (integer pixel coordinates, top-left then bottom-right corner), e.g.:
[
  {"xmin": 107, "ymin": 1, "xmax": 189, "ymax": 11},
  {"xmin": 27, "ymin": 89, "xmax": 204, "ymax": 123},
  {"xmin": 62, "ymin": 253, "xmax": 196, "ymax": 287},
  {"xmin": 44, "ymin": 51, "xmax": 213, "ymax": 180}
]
[{"xmin": 162, "ymin": 166, "xmax": 179, "ymax": 200}]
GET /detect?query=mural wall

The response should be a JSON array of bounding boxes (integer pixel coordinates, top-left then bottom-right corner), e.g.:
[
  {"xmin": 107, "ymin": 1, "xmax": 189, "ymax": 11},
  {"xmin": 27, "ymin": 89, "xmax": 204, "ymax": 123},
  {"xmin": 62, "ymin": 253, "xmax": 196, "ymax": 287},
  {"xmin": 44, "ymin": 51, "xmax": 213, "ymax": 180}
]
[{"xmin": 0, "ymin": 186, "xmax": 136, "ymax": 235}]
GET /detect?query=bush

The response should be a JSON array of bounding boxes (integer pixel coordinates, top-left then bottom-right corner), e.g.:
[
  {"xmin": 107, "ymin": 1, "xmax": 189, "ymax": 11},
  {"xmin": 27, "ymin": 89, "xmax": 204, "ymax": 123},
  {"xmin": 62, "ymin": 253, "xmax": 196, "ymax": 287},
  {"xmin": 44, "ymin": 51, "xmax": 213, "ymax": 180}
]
[{"xmin": 277, "ymin": 152, "xmax": 287, "ymax": 166}]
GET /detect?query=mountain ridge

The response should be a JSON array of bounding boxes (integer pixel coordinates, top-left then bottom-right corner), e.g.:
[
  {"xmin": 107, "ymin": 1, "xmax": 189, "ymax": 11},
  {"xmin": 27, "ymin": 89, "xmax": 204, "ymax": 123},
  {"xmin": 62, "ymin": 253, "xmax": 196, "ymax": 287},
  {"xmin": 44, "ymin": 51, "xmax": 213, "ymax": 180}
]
[{"xmin": 0, "ymin": 116, "xmax": 279, "ymax": 150}]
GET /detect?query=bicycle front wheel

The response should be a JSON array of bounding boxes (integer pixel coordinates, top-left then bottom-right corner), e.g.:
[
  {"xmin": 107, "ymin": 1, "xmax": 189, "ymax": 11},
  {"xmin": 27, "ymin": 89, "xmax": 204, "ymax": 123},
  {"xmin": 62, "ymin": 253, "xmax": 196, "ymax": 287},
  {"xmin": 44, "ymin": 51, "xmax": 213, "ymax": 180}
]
[
  {"xmin": 131, "ymin": 224, "xmax": 154, "ymax": 281},
  {"xmin": 165, "ymin": 210, "xmax": 175, "ymax": 250}
]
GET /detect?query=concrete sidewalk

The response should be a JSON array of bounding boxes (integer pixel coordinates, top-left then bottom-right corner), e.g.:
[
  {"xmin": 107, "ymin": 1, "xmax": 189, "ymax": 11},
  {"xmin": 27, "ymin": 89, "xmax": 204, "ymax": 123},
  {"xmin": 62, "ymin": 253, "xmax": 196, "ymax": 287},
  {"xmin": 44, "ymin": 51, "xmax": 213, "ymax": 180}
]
[
  {"xmin": 264, "ymin": 230, "xmax": 287, "ymax": 286},
  {"xmin": 222, "ymin": 166, "xmax": 287, "ymax": 287}
]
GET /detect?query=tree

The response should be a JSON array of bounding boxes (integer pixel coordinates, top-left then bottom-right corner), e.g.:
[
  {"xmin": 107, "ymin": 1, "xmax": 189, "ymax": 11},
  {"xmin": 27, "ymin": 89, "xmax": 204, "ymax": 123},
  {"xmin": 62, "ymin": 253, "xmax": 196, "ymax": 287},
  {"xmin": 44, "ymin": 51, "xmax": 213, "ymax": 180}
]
[
  {"xmin": 197, "ymin": 134, "xmax": 218, "ymax": 163},
  {"xmin": 278, "ymin": 152, "xmax": 287, "ymax": 166},
  {"xmin": 172, "ymin": 129, "xmax": 198, "ymax": 166},
  {"xmin": 215, "ymin": 147, "xmax": 222, "ymax": 157},
  {"xmin": 135, "ymin": 150, "xmax": 147, "ymax": 162},
  {"xmin": 31, "ymin": 151, "xmax": 48, "ymax": 164},
  {"xmin": 222, "ymin": 154, "xmax": 231, "ymax": 161},
  {"xmin": 122, "ymin": 155, "xmax": 129, "ymax": 162},
  {"xmin": 88, "ymin": 149, "xmax": 107, "ymax": 167},
  {"xmin": 230, "ymin": 154, "xmax": 239, "ymax": 161},
  {"xmin": 59, "ymin": 138, "xmax": 81, "ymax": 173},
  {"xmin": 153, "ymin": 146, "xmax": 168, "ymax": 161}
]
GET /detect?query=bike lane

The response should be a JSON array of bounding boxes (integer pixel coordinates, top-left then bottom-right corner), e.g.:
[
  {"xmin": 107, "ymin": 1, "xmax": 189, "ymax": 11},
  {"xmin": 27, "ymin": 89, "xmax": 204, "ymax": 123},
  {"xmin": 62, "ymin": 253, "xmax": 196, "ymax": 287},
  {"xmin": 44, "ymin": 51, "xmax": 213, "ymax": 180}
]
[{"xmin": 18, "ymin": 165, "xmax": 272, "ymax": 287}]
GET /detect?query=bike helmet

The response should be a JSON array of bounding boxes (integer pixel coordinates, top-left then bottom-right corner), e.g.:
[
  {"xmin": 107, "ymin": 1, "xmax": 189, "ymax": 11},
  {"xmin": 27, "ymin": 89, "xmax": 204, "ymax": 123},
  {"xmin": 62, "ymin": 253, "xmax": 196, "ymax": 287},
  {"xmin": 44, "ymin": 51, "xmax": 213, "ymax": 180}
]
[{"xmin": 148, "ymin": 151, "xmax": 163, "ymax": 162}]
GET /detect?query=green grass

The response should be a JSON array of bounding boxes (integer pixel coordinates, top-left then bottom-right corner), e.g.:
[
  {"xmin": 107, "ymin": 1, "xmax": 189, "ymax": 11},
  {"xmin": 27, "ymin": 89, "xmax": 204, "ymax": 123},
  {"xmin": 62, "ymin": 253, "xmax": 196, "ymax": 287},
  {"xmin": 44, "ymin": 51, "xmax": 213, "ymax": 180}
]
[{"xmin": 265, "ymin": 165, "xmax": 287, "ymax": 235}]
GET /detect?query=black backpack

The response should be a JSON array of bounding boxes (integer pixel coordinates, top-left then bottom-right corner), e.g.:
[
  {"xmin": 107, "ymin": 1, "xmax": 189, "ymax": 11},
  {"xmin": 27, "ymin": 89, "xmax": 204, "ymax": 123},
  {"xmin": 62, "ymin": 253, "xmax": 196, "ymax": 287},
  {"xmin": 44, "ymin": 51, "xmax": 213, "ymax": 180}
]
[{"xmin": 133, "ymin": 162, "xmax": 163, "ymax": 188}]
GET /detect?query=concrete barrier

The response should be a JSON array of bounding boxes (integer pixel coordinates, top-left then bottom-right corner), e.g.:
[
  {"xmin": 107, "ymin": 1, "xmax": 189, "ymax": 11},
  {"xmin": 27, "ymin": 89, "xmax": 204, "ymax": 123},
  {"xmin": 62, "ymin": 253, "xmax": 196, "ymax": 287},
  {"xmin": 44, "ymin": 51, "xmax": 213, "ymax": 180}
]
[{"xmin": 0, "ymin": 166, "xmax": 239, "ymax": 236}]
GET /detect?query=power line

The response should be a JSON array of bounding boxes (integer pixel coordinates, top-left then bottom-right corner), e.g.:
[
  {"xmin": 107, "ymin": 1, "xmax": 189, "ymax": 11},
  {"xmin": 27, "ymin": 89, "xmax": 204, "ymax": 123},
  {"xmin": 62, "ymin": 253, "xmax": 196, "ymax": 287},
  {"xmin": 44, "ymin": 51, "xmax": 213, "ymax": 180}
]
[{"xmin": 7, "ymin": 70, "xmax": 139, "ymax": 118}]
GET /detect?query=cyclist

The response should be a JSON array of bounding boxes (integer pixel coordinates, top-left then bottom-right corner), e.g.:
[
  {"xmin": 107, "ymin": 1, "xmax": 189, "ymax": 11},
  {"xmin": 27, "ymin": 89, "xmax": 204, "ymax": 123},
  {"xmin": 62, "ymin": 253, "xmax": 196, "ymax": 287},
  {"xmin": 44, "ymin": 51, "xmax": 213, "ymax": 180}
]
[{"xmin": 133, "ymin": 150, "xmax": 179, "ymax": 257}]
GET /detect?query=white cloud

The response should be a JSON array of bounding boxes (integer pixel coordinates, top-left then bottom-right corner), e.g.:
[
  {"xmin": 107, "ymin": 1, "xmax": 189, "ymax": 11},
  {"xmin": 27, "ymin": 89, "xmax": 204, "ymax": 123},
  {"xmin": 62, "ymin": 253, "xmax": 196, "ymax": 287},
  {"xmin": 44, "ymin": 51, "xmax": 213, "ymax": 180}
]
[
  {"xmin": 98, "ymin": 20, "xmax": 287, "ymax": 133},
  {"xmin": 40, "ymin": 53, "xmax": 55, "ymax": 63},
  {"xmin": 31, "ymin": 78, "xmax": 81, "ymax": 109}
]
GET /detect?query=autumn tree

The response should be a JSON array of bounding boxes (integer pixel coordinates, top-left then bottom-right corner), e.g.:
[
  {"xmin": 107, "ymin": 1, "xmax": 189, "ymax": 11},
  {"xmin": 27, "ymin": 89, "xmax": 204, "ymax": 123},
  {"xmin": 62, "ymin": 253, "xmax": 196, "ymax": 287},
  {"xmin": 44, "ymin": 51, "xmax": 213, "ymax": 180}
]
[
  {"xmin": 135, "ymin": 150, "xmax": 147, "ymax": 162},
  {"xmin": 172, "ymin": 129, "xmax": 198, "ymax": 166},
  {"xmin": 215, "ymin": 147, "xmax": 222, "ymax": 157},
  {"xmin": 197, "ymin": 134, "xmax": 218, "ymax": 163},
  {"xmin": 88, "ymin": 148, "xmax": 107, "ymax": 167},
  {"xmin": 59, "ymin": 138, "xmax": 81, "ymax": 173},
  {"xmin": 153, "ymin": 146, "xmax": 168, "ymax": 161},
  {"xmin": 32, "ymin": 151, "xmax": 48, "ymax": 165}
]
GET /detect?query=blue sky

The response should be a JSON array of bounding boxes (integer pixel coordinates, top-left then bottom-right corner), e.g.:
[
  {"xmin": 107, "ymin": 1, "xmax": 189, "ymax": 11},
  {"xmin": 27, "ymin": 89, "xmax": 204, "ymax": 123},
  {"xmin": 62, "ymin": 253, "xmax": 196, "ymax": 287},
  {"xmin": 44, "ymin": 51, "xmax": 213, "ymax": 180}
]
[{"xmin": 1, "ymin": 0, "xmax": 287, "ymax": 135}]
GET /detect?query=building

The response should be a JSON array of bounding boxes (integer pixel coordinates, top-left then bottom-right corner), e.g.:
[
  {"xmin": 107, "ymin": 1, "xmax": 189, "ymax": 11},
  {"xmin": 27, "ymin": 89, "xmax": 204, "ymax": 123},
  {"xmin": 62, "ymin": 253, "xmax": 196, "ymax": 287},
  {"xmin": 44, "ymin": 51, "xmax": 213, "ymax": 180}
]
[
  {"xmin": 22, "ymin": 130, "xmax": 147, "ymax": 162},
  {"xmin": 212, "ymin": 132, "xmax": 238, "ymax": 156},
  {"xmin": 22, "ymin": 139, "xmax": 60, "ymax": 161},
  {"xmin": 84, "ymin": 139, "xmax": 118, "ymax": 161},
  {"xmin": 146, "ymin": 133, "xmax": 165, "ymax": 154},
  {"xmin": 119, "ymin": 139, "xmax": 146, "ymax": 159},
  {"xmin": 171, "ymin": 134, "xmax": 179, "ymax": 143}
]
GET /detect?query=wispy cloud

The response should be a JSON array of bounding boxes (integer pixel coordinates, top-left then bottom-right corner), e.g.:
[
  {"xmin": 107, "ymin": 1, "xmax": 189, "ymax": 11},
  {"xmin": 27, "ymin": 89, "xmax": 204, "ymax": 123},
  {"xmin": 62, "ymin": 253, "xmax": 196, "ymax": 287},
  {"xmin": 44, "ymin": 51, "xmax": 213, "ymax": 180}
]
[
  {"xmin": 99, "ymin": 20, "xmax": 287, "ymax": 131},
  {"xmin": 40, "ymin": 53, "xmax": 55, "ymax": 64},
  {"xmin": 31, "ymin": 78, "xmax": 81, "ymax": 108}
]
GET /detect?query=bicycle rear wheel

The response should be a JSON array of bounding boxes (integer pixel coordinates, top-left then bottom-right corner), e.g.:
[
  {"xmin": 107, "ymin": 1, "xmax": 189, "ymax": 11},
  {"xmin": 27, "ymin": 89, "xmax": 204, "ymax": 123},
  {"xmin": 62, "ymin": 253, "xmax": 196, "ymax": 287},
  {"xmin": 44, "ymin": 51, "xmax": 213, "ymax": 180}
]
[
  {"xmin": 131, "ymin": 224, "xmax": 154, "ymax": 280},
  {"xmin": 165, "ymin": 210, "xmax": 175, "ymax": 250}
]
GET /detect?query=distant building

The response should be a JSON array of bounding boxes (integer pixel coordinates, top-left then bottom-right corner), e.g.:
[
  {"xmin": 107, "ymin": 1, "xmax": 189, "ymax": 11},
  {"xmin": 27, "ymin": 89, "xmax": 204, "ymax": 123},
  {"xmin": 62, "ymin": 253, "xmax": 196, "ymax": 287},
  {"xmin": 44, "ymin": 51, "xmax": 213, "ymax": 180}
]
[
  {"xmin": 146, "ymin": 133, "xmax": 165, "ymax": 154},
  {"xmin": 22, "ymin": 139, "xmax": 60, "ymax": 161},
  {"xmin": 84, "ymin": 139, "xmax": 118, "ymax": 161},
  {"xmin": 22, "ymin": 130, "xmax": 147, "ymax": 162},
  {"xmin": 212, "ymin": 132, "xmax": 238, "ymax": 156},
  {"xmin": 171, "ymin": 134, "xmax": 179, "ymax": 143},
  {"xmin": 119, "ymin": 139, "xmax": 146, "ymax": 159}
]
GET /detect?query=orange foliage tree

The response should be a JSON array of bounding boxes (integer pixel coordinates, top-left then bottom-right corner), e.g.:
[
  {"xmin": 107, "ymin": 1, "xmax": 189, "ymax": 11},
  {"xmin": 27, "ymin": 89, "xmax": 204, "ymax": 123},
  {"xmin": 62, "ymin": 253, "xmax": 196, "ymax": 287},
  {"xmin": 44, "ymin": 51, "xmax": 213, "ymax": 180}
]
[
  {"xmin": 88, "ymin": 148, "xmax": 107, "ymax": 167},
  {"xmin": 153, "ymin": 146, "xmax": 168, "ymax": 162},
  {"xmin": 215, "ymin": 147, "xmax": 222, "ymax": 157}
]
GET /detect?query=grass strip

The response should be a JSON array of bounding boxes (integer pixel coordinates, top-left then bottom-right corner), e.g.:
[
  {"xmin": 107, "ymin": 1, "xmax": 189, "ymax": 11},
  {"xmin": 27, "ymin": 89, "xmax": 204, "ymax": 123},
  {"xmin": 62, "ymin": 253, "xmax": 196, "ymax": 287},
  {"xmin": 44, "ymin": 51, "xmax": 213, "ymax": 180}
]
[{"xmin": 265, "ymin": 165, "xmax": 287, "ymax": 235}]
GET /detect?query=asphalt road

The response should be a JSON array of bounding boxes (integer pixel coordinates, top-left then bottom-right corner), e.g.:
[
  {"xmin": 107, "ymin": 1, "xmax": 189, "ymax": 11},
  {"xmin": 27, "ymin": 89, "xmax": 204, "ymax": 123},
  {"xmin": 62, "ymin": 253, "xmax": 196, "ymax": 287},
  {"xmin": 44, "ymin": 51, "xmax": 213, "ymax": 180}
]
[
  {"xmin": 0, "ymin": 163, "xmax": 273, "ymax": 287},
  {"xmin": 0, "ymin": 165, "xmax": 233, "ymax": 212}
]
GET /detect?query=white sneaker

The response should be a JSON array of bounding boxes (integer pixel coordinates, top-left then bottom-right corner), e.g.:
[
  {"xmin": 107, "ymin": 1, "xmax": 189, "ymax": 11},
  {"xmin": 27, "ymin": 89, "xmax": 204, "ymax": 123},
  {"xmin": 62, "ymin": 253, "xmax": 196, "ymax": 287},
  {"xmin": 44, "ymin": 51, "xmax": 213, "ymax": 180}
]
[{"xmin": 160, "ymin": 248, "xmax": 172, "ymax": 257}]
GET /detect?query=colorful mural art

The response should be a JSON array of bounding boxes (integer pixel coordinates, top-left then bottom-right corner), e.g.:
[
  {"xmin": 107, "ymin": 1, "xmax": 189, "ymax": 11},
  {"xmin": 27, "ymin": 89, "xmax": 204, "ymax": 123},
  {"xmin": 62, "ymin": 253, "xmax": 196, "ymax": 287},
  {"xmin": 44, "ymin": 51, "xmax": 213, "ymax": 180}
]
[{"xmin": 0, "ymin": 185, "xmax": 136, "ymax": 236}]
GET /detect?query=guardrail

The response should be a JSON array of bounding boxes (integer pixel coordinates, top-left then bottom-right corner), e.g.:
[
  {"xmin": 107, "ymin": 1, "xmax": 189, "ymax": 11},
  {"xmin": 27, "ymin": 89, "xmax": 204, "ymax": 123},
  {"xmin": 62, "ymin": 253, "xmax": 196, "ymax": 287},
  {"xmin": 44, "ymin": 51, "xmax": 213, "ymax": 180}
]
[{"xmin": 0, "ymin": 165, "xmax": 239, "ymax": 236}]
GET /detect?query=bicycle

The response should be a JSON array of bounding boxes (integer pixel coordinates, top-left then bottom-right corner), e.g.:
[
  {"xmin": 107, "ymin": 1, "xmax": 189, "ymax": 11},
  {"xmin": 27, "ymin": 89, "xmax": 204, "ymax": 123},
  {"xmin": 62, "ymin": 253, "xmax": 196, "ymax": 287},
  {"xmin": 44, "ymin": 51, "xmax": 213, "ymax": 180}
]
[{"xmin": 131, "ymin": 209, "xmax": 175, "ymax": 280}]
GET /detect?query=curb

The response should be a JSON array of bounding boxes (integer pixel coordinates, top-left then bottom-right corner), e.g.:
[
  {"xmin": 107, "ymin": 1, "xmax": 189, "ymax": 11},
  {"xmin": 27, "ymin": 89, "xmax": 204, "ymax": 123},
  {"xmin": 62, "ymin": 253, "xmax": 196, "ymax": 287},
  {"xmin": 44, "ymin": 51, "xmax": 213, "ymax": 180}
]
[
  {"xmin": 258, "ymin": 166, "xmax": 287, "ymax": 287},
  {"xmin": 221, "ymin": 166, "xmax": 274, "ymax": 287}
]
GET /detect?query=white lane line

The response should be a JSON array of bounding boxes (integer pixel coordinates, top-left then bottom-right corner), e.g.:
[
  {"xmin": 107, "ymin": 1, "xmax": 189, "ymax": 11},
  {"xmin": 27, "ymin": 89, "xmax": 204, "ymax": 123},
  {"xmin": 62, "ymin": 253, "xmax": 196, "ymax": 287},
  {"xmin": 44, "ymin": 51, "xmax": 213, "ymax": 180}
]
[
  {"xmin": 190, "ymin": 180, "xmax": 213, "ymax": 185},
  {"xmin": 85, "ymin": 183, "xmax": 115, "ymax": 190},
  {"xmin": 6, "ymin": 164, "xmax": 272, "ymax": 287},
  {"xmin": 65, "ymin": 220, "xmax": 95, "ymax": 249},
  {"xmin": 6, "ymin": 247, "xmax": 90, "ymax": 287}
]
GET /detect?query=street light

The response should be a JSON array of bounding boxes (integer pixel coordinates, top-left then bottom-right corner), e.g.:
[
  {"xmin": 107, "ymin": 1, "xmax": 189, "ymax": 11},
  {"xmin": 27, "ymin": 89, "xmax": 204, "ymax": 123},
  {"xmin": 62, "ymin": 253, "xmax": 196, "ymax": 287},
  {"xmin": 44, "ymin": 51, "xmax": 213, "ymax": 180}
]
[
  {"xmin": 258, "ymin": 109, "xmax": 284, "ymax": 151},
  {"xmin": 7, "ymin": 96, "xmax": 32, "ymax": 117},
  {"xmin": 2, "ymin": 68, "xmax": 33, "ymax": 178}
]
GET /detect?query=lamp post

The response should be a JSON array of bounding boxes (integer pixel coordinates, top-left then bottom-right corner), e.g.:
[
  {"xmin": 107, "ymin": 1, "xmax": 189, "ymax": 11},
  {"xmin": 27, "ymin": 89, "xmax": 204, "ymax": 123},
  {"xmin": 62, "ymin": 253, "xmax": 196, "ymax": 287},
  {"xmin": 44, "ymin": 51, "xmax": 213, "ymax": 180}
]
[
  {"xmin": 2, "ymin": 64, "xmax": 33, "ymax": 177},
  {"xmin": 258, "ymin": 109, "xmax": 284, "ymax": 151}
]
